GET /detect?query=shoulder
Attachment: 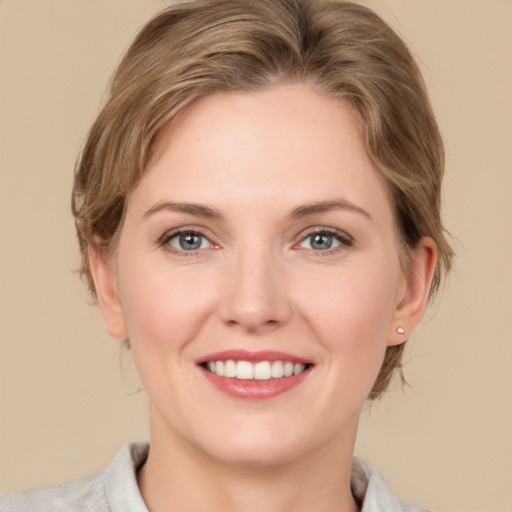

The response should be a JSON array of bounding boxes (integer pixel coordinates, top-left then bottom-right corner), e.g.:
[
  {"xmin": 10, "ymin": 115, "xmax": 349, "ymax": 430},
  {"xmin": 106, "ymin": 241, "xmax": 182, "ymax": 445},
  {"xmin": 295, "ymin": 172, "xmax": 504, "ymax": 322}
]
[
  {"xmin": 351, "ymin": 457, "xmax": 431, "ymax": 512},
  {"xmin": 0, "ymin": 441, "xmax": 149, "ymax": 512},
  {"xmin": 0, "ymin": 469, "xmax": 108, "ymax": 512}
]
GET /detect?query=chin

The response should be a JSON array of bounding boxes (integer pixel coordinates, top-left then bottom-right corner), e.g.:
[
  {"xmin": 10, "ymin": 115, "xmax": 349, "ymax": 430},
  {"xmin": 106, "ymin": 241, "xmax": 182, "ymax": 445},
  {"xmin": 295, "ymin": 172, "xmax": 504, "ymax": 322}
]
[
  {"xmin": 204, "ymin": 433, "xmax": 306, "ymax": 468},
  {"xmin": 192, "ymin": 412, "xmax": 344, "ymax": 469}
]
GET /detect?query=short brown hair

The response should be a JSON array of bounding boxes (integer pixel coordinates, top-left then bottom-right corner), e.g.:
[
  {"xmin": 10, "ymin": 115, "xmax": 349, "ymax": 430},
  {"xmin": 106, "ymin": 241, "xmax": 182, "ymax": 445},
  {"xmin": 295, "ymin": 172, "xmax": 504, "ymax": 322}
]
[{"xmin": 72, "ymin": 0, "xmax": 453, "ymax": 399}]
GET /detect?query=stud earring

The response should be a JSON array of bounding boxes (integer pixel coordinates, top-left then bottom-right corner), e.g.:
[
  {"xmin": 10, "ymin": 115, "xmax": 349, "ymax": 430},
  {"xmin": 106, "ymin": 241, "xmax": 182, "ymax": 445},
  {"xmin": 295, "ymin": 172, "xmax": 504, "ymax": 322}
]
[{"xmin": 396, "ymin": 327, "xmax": 405, "ymax": 335}]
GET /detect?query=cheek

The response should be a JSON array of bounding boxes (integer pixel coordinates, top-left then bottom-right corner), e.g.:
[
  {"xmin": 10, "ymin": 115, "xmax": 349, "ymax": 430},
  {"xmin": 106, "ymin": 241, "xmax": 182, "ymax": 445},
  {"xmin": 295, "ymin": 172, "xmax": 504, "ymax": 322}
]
[
  {"xmin": 118, "ymin": 267, "xmax": 218, "ymax": 410},
  {"xmin": 118, "ymin": 260, "xmax": 218, "ymax": 357},
  {"xmin": 300, "ymin": 264, "xmax": 399, "ymax": 384},
  {"xmin": 305, "ymin": 265, "xmax": 397, "ymax": 334}
]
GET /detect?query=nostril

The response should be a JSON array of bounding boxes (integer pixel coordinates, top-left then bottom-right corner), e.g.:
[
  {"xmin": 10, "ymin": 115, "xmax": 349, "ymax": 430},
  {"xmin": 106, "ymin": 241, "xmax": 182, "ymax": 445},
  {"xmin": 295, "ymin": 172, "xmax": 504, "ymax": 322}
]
[{"xmin": 218, "ymin": 268, "xmax": 293, "ymax": 331}]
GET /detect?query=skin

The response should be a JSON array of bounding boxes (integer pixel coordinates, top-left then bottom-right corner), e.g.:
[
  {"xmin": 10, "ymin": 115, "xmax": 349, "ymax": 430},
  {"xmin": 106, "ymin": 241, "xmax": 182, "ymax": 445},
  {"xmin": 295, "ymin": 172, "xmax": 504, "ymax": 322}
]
[{"xmin": 90, "ymin": 83, "xmax": 437, "ymax": 512}]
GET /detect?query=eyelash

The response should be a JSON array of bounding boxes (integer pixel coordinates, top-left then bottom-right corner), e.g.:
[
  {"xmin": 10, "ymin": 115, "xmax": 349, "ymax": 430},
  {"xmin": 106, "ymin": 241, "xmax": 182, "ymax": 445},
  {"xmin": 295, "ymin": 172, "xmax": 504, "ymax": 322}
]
[
  {"xmin": 158, "ymin": 227, "xmax": 215, "ymax": 256},
  {"xmin": 296, "ymin": 227, "xmax": 354, "ymax": 255},
  {"xmin": 157, "ymin": 227, "xmax": 354, "ymax": 256}
]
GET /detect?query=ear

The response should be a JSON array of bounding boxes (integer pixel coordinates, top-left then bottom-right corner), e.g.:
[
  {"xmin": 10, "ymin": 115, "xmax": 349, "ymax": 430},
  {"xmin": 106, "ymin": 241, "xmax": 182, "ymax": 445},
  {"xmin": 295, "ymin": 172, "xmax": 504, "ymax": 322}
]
[
  {"xmin": 88, "ymin": 244, "xmax": 128, "ymax": 339},
  {"xmin": 388, "ymin": 237, "xmax": 438, "ymax": 347}
]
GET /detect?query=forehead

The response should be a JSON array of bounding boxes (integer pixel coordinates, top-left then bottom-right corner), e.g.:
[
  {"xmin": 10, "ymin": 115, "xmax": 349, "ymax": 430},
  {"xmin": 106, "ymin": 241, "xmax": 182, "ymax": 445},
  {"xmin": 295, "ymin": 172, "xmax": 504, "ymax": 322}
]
[{"xmin": 130, "ymin": 83, "xmax": 392, "ymax": 220}]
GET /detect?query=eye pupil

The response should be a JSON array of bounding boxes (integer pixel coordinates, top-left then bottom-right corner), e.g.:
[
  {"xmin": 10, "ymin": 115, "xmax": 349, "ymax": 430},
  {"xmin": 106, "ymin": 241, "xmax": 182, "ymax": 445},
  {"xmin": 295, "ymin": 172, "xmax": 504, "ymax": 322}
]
[
  {"xmin": 180, "ymin": 233, "xmax": 202, "ymax": 250},
  {"xmin": 311, "ymin": 233, "xmax": 333, "ymax": 250}
]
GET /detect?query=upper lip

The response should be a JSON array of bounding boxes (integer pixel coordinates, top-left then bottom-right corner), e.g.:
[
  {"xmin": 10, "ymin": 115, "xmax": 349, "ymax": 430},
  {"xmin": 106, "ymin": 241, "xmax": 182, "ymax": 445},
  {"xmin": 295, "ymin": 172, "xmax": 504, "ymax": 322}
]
[{"xmin": 196, "ymin": 349, "xmax": 313, "ymax": 365}]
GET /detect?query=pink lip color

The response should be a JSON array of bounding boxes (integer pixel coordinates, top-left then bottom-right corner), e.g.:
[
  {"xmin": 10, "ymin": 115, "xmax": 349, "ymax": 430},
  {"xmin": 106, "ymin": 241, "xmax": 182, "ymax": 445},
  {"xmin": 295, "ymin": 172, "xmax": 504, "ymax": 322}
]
[
  {"xmin": 200, "ymin": 367, "xmax": 311, "ymax": 400},
  {"xmin": 196, "ymin": 350, "xmax": 313, "ymax": 400},
  {"xmin": 196, "ymin": 349, "xmax": 311, "ymax": 365}
]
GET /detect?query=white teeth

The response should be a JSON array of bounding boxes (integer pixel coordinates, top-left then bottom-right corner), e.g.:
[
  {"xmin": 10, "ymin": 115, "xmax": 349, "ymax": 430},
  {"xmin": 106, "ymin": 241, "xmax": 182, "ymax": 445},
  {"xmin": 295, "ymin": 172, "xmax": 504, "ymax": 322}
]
[
  {"xmin": 254, "ymin": 361, "xmax": 272, "ymax": 380},
  {"xmin": 271, "ymin": 360, "xmax": 284, "ymax": 378},
  {"xmin": 205, "ymin": 359, "xmax": 308, "ymax": 380},
  {"xmin": 236, "ymin": 361, "xmax": 253, "ymax": 380},
  {"xmin": 224, "ymin": 359, "xmax": 236, "ymax": 378},
  {"xmin": 293, "ymin": 363, "xmax": 305, "ymax": 375}
]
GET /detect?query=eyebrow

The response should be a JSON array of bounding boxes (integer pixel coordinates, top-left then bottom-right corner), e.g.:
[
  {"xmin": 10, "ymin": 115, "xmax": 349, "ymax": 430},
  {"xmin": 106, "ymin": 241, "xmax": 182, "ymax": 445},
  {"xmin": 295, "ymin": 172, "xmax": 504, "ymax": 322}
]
[
  {"xmin": 143, "ymin": 198, "xmax": 371, "ymax": 222},
  {"xmin": 143, "ymin": 201, "xmax": 224, "ymax": 220},
  {"xmin": 287, "ymin": 199, "xmax": 372, "ymax": 221}
]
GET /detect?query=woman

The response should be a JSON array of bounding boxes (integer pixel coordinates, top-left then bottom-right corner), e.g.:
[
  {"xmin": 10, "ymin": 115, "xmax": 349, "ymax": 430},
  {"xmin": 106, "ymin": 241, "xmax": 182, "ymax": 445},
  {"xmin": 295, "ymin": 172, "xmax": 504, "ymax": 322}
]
[{"xmin": 1, "ymin": 0, "xmax": 453, "ymax": 510}]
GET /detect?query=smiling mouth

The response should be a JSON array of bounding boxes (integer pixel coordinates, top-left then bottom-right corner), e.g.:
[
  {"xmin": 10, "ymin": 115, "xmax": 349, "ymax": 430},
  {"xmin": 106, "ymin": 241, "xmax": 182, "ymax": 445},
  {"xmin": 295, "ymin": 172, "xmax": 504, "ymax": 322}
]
[{"xmin": 201, "ymin": 360, "xmax": 312, "ymax": 380}]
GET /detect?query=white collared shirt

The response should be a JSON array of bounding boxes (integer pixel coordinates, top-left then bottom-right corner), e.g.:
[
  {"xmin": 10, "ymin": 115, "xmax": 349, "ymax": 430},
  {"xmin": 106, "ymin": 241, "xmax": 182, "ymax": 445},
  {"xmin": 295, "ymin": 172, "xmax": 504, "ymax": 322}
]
[{"xmin": 0, "ymin": 442, "xmax": 430, "ymax": 511}]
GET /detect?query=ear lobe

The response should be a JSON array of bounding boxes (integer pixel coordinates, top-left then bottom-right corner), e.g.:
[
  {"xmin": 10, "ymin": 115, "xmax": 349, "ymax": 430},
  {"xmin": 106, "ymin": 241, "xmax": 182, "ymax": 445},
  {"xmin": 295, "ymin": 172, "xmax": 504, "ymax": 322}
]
[
  {"xmin": 388, "ymin": 237, "xmax": 438, "ymax": 347},
  {"xmin": 88, "ymin": 245, "xmax": 128, "ymax": 340}
]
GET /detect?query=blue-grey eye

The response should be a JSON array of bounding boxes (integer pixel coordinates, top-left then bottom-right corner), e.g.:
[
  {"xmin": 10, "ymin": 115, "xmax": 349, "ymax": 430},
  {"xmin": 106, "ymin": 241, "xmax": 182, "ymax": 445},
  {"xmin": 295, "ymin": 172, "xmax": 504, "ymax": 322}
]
[
  {"xmin": 300, "ymin": 232, "xmax": 342, "ymax": 251},
  {"xmin": 168, "ymin": 232, "xmax": 211, "ymax": 251}
]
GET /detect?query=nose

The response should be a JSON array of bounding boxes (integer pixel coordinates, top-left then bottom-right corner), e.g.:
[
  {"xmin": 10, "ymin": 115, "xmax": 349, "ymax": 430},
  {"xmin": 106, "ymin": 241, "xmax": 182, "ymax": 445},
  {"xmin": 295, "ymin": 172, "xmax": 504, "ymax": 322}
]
[{"xmin": 218, "ymin": 247, "xmax": 292, "ymax": 333}]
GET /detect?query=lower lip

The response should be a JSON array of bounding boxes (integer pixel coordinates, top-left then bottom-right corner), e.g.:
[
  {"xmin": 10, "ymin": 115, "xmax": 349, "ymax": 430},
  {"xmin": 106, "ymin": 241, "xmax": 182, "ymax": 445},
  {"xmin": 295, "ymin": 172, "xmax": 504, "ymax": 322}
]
[{"xmin": 200, "ymin": 367, "xmax": 311, "ymax": 400}]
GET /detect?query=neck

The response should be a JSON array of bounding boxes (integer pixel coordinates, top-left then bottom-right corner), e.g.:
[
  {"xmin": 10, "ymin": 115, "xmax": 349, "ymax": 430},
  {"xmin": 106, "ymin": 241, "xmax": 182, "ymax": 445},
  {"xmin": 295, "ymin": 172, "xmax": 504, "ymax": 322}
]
[{"xmin": 138, "ymin": 407, "xmax": 360, "ymax": 512}]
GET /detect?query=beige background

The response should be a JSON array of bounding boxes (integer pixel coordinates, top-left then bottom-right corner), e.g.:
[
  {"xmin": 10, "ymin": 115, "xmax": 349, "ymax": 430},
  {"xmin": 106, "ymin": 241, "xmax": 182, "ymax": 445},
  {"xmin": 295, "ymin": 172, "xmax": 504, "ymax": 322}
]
[{"xmin": 1, "ymin": 1, "xmax": 511, "ymax": 511}]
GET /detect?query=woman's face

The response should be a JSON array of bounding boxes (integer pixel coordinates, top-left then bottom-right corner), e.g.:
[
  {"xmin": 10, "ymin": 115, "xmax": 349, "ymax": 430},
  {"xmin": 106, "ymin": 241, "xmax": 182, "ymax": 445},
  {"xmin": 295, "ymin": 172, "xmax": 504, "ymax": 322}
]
[{"xmin": 92, "ymin": 83, "xmax": 433, "ymax": 466}]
